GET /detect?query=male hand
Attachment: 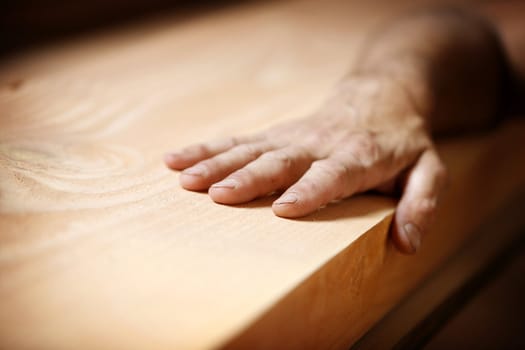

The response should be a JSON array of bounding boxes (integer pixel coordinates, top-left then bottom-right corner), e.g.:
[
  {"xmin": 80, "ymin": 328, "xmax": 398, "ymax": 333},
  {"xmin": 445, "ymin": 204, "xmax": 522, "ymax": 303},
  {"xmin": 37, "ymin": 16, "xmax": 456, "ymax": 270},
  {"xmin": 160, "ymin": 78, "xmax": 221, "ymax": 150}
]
[{"xmin": 165, "ymin": 75, "xmax": 447, "ymax": 254}]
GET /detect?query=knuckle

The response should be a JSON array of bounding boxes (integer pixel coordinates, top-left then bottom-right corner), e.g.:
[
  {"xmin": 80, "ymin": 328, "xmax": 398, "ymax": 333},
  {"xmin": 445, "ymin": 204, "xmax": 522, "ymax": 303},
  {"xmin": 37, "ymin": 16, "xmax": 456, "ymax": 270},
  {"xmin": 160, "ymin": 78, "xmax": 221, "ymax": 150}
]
[
  {"xmin": 186, "ymin": 143, "xmax": 209, "ymax": 156},
  {"xmin": 302, "ymin": 130, "xmax": 332, "ymax": 150},
  {"xmin": 198, "ymin": 159, "xmax": 215, "ymax": 172},
  {"xmin": 306, "ymin": 131, "xmax": 327, "ymax": 144},
  {"xmin": 351, "ymin": 132, "xmax": 381, "ymax": 167},
  {"xmin": 229, "ymin": 135, "xmax": 255, "ymax": 147},
  {"xmin": 435, "ymin": 162, "xmax": 448, "ymax": 184},
  {"xmin": 229, "ymin": 167, "xmax": 254, "ymax": 183},
  {"xmin": 259, "ymin": 150, "xmax": 292, "ymax": 167},
  {"xmin": 416, "ymin": 198, "xmax": 437, "ymax": 215},
  {"xmin": 234, "ymin": 143, "xmax": 261, "ymax": 159},
  {"xmin": 311, "ymin": 160, "xmax": 339, "ymax": 178},
  {"xmin": 228, "ymin": 136, "xmax": 243, "ymax": 146},
  {"xmin": 311, "ymin": 159, "xmax": 348, "ymax": 196},
  {"xmin": 296, "ymin": 178, "xmax": 319, "ymax": 193},
  {"xmin": 228, "ymin": 137, "xmax": 241, "ymax": 147}
]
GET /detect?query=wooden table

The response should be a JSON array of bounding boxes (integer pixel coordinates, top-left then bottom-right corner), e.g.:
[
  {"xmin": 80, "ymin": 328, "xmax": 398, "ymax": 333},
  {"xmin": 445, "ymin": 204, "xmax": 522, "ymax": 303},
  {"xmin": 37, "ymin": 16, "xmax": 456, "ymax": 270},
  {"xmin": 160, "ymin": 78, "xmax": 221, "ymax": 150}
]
[{"xmin": 1, "ymin": 1, "xmax": 524, "ymax": 349}]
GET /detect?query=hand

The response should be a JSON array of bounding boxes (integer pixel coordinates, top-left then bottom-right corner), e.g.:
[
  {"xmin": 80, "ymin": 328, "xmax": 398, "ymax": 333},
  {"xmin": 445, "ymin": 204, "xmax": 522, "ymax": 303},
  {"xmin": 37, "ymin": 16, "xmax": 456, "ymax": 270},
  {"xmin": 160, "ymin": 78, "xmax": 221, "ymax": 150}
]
[{"xmin": 164, "ymin": 75, "xmax": 447, "ymax": 254}]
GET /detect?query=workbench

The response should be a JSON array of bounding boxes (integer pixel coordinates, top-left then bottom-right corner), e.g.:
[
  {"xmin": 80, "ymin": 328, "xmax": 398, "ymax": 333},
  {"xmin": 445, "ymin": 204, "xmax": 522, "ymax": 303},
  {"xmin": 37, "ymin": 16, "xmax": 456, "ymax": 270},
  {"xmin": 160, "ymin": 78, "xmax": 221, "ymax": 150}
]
[{"xmin": 1, "ymin": 1, "xmax": 524, "ymax": 349}]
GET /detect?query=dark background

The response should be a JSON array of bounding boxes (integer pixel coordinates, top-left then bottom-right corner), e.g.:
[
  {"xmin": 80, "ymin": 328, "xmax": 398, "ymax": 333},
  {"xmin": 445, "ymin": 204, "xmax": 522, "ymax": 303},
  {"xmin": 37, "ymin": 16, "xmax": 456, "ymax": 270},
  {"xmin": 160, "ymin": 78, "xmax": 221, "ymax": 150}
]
[{"xmin": 1, "ymin": 0, "xmax": 243, "ymax": 55}]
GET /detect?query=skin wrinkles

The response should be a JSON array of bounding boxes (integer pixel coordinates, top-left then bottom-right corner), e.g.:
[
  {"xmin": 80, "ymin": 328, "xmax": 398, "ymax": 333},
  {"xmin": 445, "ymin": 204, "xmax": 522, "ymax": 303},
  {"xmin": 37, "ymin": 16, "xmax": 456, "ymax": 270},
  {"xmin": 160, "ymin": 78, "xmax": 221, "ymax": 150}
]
[{"xmin": 166, "ymin": 5, "xmax": 522, "ymax": 254}]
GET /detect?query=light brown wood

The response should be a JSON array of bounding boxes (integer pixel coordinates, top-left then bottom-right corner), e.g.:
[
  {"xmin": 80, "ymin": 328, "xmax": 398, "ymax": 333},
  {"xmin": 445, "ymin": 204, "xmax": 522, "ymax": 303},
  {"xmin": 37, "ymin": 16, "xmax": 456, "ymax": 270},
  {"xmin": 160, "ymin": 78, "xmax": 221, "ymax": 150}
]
[
  {"xmin": 1, "ymin": 1, "xmax": 524, "ymax": 349},
  {"xmin": 353, "ymin": 191, "xmax": 525, "ymax": 349}
]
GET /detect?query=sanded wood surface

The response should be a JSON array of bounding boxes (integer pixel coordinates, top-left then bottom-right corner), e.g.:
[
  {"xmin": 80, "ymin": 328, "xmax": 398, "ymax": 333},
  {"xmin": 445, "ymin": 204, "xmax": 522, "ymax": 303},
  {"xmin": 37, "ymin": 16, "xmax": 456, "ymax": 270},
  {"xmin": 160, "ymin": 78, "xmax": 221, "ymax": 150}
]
[{"xmin": 1, "ymin": 1, "xmax": 524, "ymax": 349}]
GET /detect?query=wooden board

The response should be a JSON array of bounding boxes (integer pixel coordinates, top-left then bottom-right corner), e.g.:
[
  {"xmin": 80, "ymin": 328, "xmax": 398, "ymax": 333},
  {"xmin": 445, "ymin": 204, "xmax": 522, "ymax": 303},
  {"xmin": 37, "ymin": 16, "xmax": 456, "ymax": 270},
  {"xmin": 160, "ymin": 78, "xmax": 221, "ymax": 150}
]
[
  {"xmin": 353, "ymin": 191, "xmax": 525, "ymax": 349},
  {"xmin": 1, "ymin": 0, "xmax": 524, "ymax": 349}
]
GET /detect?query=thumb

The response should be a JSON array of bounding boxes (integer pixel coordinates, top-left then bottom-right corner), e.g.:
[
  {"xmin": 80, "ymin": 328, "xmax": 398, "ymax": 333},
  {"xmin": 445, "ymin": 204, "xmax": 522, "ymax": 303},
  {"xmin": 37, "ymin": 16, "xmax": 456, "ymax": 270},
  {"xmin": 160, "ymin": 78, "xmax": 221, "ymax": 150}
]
[{"xmin": 392, "ymin": 148, "xmax": 448, "ymax": 254}]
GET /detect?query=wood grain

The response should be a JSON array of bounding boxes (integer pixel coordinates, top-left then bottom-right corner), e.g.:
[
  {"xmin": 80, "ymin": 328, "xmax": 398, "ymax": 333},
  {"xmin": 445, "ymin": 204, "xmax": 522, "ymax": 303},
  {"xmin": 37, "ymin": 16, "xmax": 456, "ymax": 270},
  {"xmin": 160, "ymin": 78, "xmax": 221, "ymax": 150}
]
[{"xmin": 1, "ymin": 0, "xmax": 524, "ymax": 349}]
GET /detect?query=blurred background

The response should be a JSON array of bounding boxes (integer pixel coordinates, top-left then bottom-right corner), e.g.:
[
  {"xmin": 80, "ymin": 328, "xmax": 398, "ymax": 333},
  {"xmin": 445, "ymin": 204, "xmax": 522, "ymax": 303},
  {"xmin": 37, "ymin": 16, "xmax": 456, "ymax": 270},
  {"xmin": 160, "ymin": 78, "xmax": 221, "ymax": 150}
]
[{"xmin": 1, "ymin": 0, "xmax": 246, "ymax": 55}]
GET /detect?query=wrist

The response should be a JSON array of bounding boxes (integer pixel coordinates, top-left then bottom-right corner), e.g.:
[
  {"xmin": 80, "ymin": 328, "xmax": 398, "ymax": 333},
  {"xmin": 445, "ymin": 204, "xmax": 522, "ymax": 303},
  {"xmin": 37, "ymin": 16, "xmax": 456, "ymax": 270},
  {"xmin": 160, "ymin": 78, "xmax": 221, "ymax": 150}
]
[
  {"xmin": 351, "ymin": 56, "xmax": 435, "ymax": 130},
  {"xmin": 320, "ymin": 72, "xmax": 430, "ymax": 137}
]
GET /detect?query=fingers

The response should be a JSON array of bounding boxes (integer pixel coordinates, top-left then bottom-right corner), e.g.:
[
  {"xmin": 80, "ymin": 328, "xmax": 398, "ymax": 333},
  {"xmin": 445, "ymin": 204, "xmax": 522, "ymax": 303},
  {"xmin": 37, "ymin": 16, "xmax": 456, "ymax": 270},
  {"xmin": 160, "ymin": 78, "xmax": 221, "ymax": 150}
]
[
  {"xmin": 164, "ymin": 136, "xmax": 256, "ymax": 170},
  {"xmin": 209, "ymin": 146, "xmax": 314, "ymax": 204},
  {"xmin": 178, "ymin": 141, "xmax": 276, "ymax": 191},
  {"xmin": 392, "ymin": 148, "xmax": 447, "ymax": 254},
  {"xmin": 272, "ymin": 152, "xmax": 368, "ymax": 218}
]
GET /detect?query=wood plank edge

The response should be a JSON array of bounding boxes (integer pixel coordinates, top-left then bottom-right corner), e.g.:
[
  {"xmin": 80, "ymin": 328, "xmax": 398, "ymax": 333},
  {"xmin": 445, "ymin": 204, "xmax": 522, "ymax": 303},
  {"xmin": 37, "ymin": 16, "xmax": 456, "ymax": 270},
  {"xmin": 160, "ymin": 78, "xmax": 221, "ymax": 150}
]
[
  {"xmin": 219, "ymin": 214, "xmax": 396, "ymax": 350},
  {"xmin": 352, "ymin": 191, "xmax": 525, "ymax": 349}
]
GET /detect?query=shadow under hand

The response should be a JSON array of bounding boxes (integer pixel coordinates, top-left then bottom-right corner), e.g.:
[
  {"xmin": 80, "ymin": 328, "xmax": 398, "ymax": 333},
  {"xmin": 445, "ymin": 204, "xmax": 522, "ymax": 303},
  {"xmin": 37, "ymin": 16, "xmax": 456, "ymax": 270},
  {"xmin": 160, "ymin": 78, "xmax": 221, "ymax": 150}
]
[{"xmin": 229, "ymin": 193, "xmax": 396, "ymax": 222}]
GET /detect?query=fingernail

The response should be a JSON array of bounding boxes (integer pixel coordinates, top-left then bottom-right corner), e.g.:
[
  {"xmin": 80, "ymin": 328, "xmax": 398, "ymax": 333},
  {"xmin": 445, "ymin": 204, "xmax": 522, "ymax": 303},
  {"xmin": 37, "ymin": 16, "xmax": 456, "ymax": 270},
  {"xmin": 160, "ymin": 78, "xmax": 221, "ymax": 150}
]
[
  {"xmin": 403, "ymin": 223, "xmax": 422, "ymax": 253},
  {"xmin": 211, "ymin": 179, "xmax": 238, "ymax": 189},
  {"xmin": 274, "ymin": 193, "xmax": 298, "ymax": 205},
  {"xmin": 183, "ymin": 164, "xmax": 207, "ymax": 177}
]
